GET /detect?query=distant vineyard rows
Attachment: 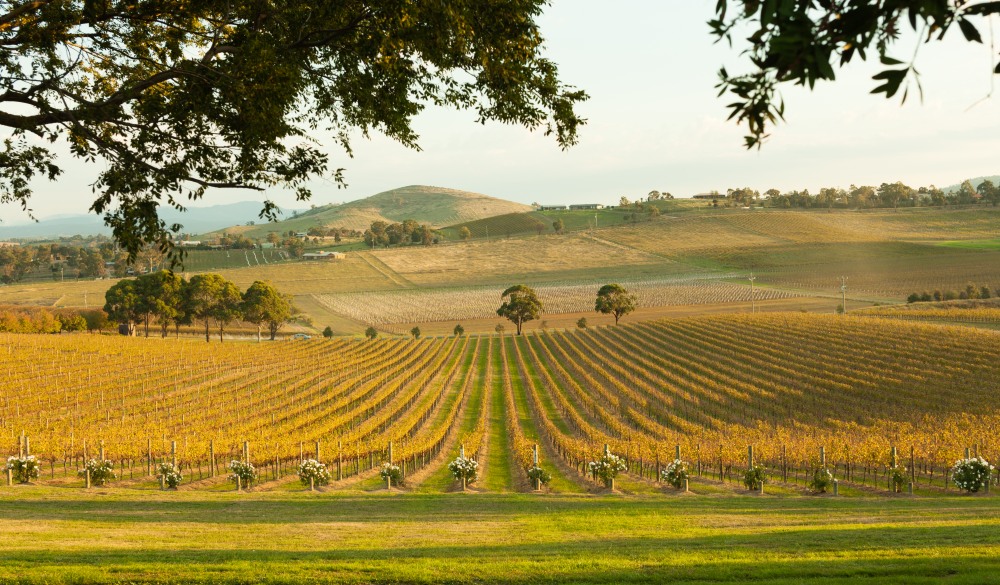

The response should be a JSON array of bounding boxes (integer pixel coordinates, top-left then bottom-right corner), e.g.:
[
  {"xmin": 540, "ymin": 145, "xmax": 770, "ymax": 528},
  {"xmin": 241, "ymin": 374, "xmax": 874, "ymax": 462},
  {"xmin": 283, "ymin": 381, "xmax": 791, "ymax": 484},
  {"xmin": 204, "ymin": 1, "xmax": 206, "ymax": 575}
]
[{"xmin": 314, "ymin": 276, "xmax": 797, "ymax": 325}]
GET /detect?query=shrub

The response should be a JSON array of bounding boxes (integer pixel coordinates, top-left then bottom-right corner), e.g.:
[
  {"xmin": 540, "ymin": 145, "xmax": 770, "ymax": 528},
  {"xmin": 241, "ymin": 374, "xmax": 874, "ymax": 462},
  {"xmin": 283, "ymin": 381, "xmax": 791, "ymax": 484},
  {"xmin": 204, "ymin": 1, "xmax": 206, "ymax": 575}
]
[
  {"xmin": 78, "ymin": 459, "xmax": 116, "ymax": 486},
  {"xmin": 453, "ymin": 324, "xmax": 464, "ymax": 337},
  {"xmin": 526, "ymin": 465, "xmax": 552, "ymax": 486},
  {"xmin": 157, "ymin": 462, "xmax": 183, "ymax": 489},
  {"xmin": 576, "ymin": 317, "xmax": 587, "ymax": 329},
  {"xmin": 810, "ymin": 467, "xmax": 834, "ymax": 493},
  {"xmin": 660, "ymin": 458, "xmax": 690, "ymax": 489},
  {"xmin": 952, "ymin": 457, "xmax": 995, "ymax": 493},
  {"xmin": 380, "ymin": 462, "xmax": 403, "ymax": 486},
  {"xmin": 889, "ymin": 464, "xmax": 907, "ymax": 492},
  {"xmin": 447, "ymin": 456, "xmax": 479, "ymax": 484},
  {"xmin": 6, "ymin": 455, "xmax": 39, "ymax": 483},
  {"xmin": 228, "ymin": 460, "xmax": 257, "ymax": 488},
  {"xmin": 297, "ymin": 459, "xmax": 332, "ymax": 487},
  {"xmin": 322, "ymin": 326, "xmax": 333, "ymax": 338},
  {"xmin": 588, "ymin": 452, "xmax": 628, "ymax": 487},
  {"xmin": 743, "ymin": 464, "xmax": 767, "ymax": 490}
]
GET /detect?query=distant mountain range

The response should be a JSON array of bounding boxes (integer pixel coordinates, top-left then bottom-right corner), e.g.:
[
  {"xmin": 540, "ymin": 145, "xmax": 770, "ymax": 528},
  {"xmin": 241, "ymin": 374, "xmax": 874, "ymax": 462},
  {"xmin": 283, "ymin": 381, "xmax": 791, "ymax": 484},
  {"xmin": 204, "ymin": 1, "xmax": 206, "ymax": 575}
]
[{"xmin": 0, "ymin": 201, "xmax": 299, "ymax": 239}]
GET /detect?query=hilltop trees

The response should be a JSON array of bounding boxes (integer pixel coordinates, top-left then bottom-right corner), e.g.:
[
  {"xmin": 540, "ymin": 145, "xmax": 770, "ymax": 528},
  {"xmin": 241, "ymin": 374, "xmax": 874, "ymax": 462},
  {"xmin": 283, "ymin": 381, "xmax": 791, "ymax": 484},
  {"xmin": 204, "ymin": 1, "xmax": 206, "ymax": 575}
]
[
  {"xmin": 497, "ymin": 285, "xmax": 542, "ymax": 335},
  {"xmin": 595, "ymin": 284, "xmax": 637, "ymax": 325}
]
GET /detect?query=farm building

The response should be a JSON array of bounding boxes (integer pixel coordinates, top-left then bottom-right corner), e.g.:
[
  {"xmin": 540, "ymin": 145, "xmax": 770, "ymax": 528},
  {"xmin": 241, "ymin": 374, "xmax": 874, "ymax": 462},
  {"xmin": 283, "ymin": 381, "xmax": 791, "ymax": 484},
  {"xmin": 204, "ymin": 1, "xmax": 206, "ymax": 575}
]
[
  {"xmin": 177, "ymin": 240, "xmax": 201, "ymax": 247},
  {"xmin": 569, "ymin": 204, "xmax": 604, "ymax": 210},
  {"xmin": 302, "ymin": 251, "xmax": 345, "ymax": 260},
  {"xmin": 538, "ymin": 205, "xmax": 567, "ymax": 211},
  {"xmin": 0, "ymin": 241, "xmax": 19, "ymax": 247}
]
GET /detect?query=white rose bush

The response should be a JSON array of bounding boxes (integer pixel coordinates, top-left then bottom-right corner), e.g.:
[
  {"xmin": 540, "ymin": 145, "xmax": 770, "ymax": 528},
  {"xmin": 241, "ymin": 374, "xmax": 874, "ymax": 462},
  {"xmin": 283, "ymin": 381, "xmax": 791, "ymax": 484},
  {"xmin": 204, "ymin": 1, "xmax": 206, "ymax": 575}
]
[
  {"xmin": 660, "ymin": 459, "xmax": 690, "ymax": 489},
  {"xmin": 228, "ymin": 460, "xmax": 257, "ymax": 489},
  {"xmin": 588, "ymin": 452, "xmax": 628, "ymax": 488},
  {"xmin": 380, "ymin": 462, "xmax": 403, "ymax": 486},
  {"xmin": 6, "ymin": 455, "xmax": 39, "ymax": 484},
  {"xmin": 952, "ymin": 457, "xmax": 995, "ymax": 493},
  {"xmin": 448, "ymin": 456, "xmax": 478, "ymax": 485},
  {"xmin": 78, "ymin": 459, "xmax": 116, "ymax": 486},
  {"xmin": 298, "ymin": 459, "xmax": 331, "ymax": 487},
  {"xmin": 810, "ymin": 467, "xmax": 834, "ymax": 493},
  {"xmin": 157, "ymin": 463, "xmax": 183, "ymax": 489},
  {"xmin": 526, "ymin": 465, "xmax": 552, "ymax": 487}
]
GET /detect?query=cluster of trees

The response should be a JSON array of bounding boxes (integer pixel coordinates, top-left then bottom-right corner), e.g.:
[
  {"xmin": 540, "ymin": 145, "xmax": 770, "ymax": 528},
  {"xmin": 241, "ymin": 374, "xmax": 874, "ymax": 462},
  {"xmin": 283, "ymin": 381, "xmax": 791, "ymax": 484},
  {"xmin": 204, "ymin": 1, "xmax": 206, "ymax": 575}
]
[
  {"xmin": 0, "ymin": 242, "xmax": 164, "ymax": 283},
  {"xmin": 0, "ymin": 306, "xmax": 109, "ymax": 334},
  {"xmin": 363, "ymin": 220, "xmax": 436, "ymax": 248},
  {"xmin": 907, "ymin": 283, "xmax": 997, "ymax": 304},
  {"xmin": 0, "ymin": 233, "xmax": 306, "ymax": 284},
  {"xmin": 720, "ymin": 180, "xmax": 1000, "ymax": 210},
  {"xmin": 496, "ymin": 283, "xmax": 637, "ymax": 335},
  {"xmin": 104, "ymin": 271, "xmax": 293, "ymax": 342},
  {"xmin": 614, "ymin": 198, "xmax": 662, "ymax": 222},
  {"xmin": 300, "ymin": 226, "xmax": 362, "ymax": 240}
]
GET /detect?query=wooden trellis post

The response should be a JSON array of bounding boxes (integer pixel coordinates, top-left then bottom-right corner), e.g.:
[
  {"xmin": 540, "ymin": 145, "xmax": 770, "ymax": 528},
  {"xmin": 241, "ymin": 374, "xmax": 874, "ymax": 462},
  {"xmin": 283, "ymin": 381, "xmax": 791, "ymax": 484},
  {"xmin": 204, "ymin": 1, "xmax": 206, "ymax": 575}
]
[{"xmin": 532, "ymin": 444, "xmax": 540, "ymax": 491}]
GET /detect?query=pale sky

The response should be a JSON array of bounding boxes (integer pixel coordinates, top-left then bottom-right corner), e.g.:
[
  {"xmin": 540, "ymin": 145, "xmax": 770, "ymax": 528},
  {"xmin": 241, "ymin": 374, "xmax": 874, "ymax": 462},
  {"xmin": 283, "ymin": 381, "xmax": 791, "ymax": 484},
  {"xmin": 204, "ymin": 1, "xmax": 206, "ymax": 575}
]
[{"xmin": 5, "ymin": 1, "xmax": 1000, "ymax": 221}]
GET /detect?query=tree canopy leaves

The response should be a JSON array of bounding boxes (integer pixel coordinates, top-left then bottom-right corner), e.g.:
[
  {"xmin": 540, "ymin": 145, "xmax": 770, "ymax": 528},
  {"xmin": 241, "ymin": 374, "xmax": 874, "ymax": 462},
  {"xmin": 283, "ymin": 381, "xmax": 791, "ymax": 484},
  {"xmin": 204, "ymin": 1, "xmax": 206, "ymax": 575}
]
[
  {"xmin": 1, "ymin": 1, "xmax": 586, "ymax": 260},
  {"xmin": 594, "ymin": 283, "xmax": 637, "ymax": 325},
  {"xmin": 713, "ymin": 1, "xmax": 1000, "ymax": 148}
]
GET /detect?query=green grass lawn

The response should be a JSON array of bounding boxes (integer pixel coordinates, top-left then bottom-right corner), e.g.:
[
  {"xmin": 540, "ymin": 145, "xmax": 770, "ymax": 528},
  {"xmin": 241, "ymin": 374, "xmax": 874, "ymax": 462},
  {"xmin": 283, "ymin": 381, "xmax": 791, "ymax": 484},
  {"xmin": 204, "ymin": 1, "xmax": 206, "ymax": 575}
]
[{"xmin": 1, "ymin": 487, "xmax": 999, "ymax": 584}]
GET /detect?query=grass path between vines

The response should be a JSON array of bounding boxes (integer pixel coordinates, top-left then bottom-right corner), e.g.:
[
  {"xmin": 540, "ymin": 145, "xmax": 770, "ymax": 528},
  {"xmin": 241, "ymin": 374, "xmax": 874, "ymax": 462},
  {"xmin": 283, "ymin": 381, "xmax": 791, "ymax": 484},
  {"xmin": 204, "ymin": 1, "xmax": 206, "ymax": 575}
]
[
  {"xmin": 482, "ymin": 340, "xmax": 515, "ymax": 491},
  {"xmin": 413, "ymin": 340, "xmax": 488, "ymax": 493},
  {"xmin": 504, "ymin": 336, "xmax": 587, "ymax": 494},
  {"xmin": 2, "ymin": 487, "xmax": 999, "ymax": 584}
]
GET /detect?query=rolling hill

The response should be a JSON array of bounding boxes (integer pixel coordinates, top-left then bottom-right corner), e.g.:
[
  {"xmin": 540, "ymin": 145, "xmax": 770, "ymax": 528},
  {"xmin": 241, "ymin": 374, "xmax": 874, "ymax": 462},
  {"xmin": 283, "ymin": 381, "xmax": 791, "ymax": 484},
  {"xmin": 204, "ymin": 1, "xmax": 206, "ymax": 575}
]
[{"xmin": 205, "ymin": 185, "xmax": 533, "ymax": 238}]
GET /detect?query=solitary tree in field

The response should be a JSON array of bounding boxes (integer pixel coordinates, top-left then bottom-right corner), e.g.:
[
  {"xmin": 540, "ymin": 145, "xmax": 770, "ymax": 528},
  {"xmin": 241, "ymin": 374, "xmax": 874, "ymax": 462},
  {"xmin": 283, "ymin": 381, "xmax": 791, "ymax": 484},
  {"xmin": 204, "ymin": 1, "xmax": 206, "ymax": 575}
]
[
  {"xmin": 241, "ymin": 281, "xmax": 293, "ymax": 342},
  {"xmin": 497, "ymin": 285, "xmax": 542, "ymax": 335},
  {"xmin": 454, "ymin": 324, "xmax": 465, "ymax": 337},
  {"xmin": 365, "ymin": 327, "xmax": 378, "ymax": 340},
  {"xmin": 595, "ymin": 284, "xmax": 637, "ymax": 325},
  {"xmin": 459, "ymin": 227, "xmax": 472, "ymax": 241},
  {"xmin": 411, "ymin": 327, "xmax": 421, "ymax": 339},
  {"xmin": 552, "ymin": 219, "xmax": 564, "ymax": 234},
  {"xmin": 576, "ymin": 317, "xmax": 588, "ymax": 329}
]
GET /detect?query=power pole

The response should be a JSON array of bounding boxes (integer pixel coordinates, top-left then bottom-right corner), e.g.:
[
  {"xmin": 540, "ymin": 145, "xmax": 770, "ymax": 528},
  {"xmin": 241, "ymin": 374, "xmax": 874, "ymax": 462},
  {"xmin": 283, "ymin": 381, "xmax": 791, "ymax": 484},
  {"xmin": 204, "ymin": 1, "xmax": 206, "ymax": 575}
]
[
  {"xmin": 839, "ymin": 276, "xmax": 848, "ymax": 315},
  {"xmin": 748, "ymin": 272, "xmax": 756, "ymax": 314}
]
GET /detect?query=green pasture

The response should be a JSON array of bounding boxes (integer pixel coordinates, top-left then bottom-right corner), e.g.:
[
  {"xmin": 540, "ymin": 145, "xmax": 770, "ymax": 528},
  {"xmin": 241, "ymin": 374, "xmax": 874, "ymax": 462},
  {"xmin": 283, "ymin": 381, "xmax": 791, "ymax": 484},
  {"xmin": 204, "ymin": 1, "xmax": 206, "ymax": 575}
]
[
  {"xmin": 1, "ymin": 487, "xmax": 999, "ymax": 584},
  {"xmin": 938, "ymin": 238, "xmax": 1000, "ymax": 250}
]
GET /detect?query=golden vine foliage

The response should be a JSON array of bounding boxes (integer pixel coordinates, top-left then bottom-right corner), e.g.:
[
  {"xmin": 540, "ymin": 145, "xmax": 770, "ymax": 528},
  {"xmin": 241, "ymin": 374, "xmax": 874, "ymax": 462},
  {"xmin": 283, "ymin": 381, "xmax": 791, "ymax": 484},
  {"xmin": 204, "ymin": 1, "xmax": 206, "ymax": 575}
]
[{"xmin": 2, "ymin": 314, "xmax": 997, "ymax": 481}]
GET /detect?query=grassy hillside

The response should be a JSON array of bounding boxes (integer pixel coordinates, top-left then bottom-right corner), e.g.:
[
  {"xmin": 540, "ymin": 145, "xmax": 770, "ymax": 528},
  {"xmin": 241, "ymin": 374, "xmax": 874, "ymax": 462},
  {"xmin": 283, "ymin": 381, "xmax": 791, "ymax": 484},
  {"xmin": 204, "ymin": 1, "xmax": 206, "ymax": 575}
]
[
  {"xmin": 205, "ymin": 185, "xmax": 533, "ymax": 238},
  {"xmin": 7, "ymin": 205, "xmax": 1000, "ymax": 334}
]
